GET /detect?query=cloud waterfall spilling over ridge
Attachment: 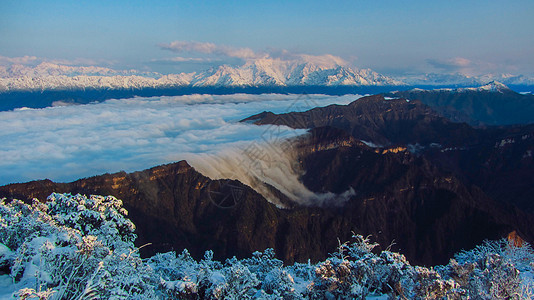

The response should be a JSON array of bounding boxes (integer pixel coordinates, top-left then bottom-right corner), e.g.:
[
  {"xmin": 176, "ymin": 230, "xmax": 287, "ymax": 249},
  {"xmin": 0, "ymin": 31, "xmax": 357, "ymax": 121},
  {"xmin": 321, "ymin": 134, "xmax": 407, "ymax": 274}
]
[{"xmin": 185, "ymin": 141, "xmax": 355, "ymax": 207}]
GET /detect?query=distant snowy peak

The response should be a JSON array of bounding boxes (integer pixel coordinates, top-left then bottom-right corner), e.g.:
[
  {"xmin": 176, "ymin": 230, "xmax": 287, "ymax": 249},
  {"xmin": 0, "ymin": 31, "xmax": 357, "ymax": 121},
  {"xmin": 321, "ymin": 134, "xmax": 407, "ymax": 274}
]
[
  {"xmin": 4, "ymin": 61, "xmax": 533, "ymax": 93},
  {"xmin": 190, "ymin": 59, "xmax": 403, "ymax": 87},
  {"xmin": 399, "ymin": 73, "xmax": 534, "ymax": 86},
  {"xmin": 434, "ymin": 81, "xmax": 514, "ymax": 94},
  {"xmin": 403, "ymin": 81, "xmax": 517, "ymax": 97},
  {"xmin": 477, "ymin": 74, "xmax": 534, "ymax": 86},
  {"xmin": 476, "ymin": 81, "xmax": 512, "ymax": 92},
  {"xmin": 398, "ymin": 73, "xmax": 479, "ymax": 86}
]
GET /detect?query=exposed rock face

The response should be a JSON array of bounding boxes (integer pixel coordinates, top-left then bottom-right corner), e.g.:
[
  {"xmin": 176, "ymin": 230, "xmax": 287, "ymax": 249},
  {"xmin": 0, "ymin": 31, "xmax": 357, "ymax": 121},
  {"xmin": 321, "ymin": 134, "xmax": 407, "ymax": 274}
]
[
  {"xmin": 424, "ymin": 126, "xmax": 534, "ymax": 212},
  {"xmin": 0, "ymin": 161, "xmax": 357, "ymax": 264},
  {"xmin": 0, "ymin": 162, "xmax": 281, "ymax": 262},
  {"xmin": 240, "ymin": 94, "xmax": 534, "ymax": 263}
]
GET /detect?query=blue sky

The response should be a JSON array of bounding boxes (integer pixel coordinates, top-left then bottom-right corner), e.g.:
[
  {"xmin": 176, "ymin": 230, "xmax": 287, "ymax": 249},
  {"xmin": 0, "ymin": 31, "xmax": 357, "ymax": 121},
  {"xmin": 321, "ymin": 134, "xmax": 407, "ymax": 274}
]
[{"xmin": 0, "ymin": 0, "xmax": 533, "ymax": 75}]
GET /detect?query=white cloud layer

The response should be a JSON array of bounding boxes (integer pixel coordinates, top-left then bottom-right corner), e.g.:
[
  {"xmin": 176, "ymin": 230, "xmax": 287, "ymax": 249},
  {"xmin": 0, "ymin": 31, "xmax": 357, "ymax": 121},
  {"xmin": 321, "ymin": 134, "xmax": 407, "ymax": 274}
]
[
  {"xmin": 426, "ymin": 57, "xmax": 473, "ymax": 72},
  {"xmin": 159, "ymin": 41, "xmax": 348, "ymax": 68},
  {"xmin": 0, "ymin": 55, "xmax": 39, "ymax": 65},
  {"xmin": 150, "ymin": 57, "xmax": 220, "ymax": 63},
  {"xmin": 160, "ymin": 41, "xmax": 263, "ymax": 60},
  {"xmin": 0, "ymin": 94, "xmax": 359, "ymax": 204}
]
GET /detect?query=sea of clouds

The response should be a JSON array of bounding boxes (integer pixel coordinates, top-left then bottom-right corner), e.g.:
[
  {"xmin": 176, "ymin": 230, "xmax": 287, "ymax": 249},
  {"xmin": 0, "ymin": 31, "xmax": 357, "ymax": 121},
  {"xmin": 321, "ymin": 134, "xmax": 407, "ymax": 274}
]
[{"xmin": 0, "ymin": 93, "xmax": 360, "ymax": 204}]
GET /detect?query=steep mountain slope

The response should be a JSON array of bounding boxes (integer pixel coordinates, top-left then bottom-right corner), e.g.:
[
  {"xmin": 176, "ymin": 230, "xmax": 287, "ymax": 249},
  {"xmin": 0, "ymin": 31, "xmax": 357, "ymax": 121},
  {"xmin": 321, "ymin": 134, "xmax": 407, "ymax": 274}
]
[
  {"xmin": 389, "ymin": 82, "xmax": 534, "ymax": 125},
  {"xmin": 0, "ymin": 161, "xmax": 288, "ymax": 262},
  {"xmin": 294, "ymin": 127, "xmax": 534, "ymax": 264},
  {"xmin": 2, "ymin": 128, "xmax": 534, "ymax": 266},
  {"xmin": 424, "ymin": 126, "xmax": 534, "ymax": 212}
]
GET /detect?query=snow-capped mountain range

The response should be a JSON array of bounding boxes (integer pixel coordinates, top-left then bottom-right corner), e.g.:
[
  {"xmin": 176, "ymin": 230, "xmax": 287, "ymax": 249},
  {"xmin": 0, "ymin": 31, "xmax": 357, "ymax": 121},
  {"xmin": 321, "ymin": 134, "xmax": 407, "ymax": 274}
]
[
  {"xmin": 188, "ymin": 58, "xmax": 403, "ymax": 87},
  {"xmin": 397, "ymin": 72, "xmax": 534, "ymax": 86},
  {"xmin": 409, "ymin": 81, "xmax": 514, "ymax": 94},
  {"xmin": 1, "ymin": 60, "xmax": 533, "ymax": 92},
  {"xmin": 0, "ymin": 59, "xmax": 402, "ymax": 92}
]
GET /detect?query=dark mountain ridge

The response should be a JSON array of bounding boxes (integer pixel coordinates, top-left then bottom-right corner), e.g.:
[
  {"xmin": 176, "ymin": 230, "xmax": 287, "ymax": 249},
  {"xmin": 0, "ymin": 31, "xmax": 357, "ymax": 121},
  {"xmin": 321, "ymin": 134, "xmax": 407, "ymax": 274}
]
[
  {"xmin": 2, "ymin": 92, "xmax": 534, "ymax": 267},
  {"xmin": 243, "ymin": 94, "xmax": 484, "ymax": 146},
  {"xmin": 2, "ymin": 154, "xmax": 531, "ymax": 267},
  {"xmin": 387, "ymin": 82, "xmax": 534, "ymax": 126}
]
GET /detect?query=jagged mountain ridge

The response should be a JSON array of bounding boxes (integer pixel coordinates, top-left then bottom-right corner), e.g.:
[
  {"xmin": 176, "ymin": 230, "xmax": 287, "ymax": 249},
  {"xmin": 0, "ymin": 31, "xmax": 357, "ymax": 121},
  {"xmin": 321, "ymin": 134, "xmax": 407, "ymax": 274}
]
[
  {"xmin": 295, "ymin": 127, "xmax": 534, "ymax": 264},
  {"xmin": 0, "ymin": 62, "xmax": 157, "ymax": 78},
  {"xmin": 2, "ymin": 61, "xmax": 533, "ymax": 93},
  {"xmin": 243, "ymin": 94, "xmax": 534, "ymax": 209},
  {"xmin": 243, "ymin": 93, "xmax": 534, "ymax": 212},
  {"xmin": 188, "ymin": 59, "xmax": 403, "ymax": 87}
]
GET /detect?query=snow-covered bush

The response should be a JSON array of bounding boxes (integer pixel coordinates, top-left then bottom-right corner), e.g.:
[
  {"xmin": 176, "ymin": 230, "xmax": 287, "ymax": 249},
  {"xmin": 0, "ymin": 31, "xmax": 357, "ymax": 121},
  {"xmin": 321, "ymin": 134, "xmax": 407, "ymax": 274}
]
[
  {"xmin": 305, "ymin": 235, "xmax": 460, "ymax": 299},
  {"xmin": 0, "ymin": 193, "xmax": 155, "ymax": 299},
  {"xmin": 148, "ymin": 249, "xmax": 262, "ymax": 299},
  {"xmin": 1, "ymin": 193, "xmax": 533, "ymax": 299},
  {"xmin": 436, "ymin": 239, "xmax": 534, "ymax": 299}
]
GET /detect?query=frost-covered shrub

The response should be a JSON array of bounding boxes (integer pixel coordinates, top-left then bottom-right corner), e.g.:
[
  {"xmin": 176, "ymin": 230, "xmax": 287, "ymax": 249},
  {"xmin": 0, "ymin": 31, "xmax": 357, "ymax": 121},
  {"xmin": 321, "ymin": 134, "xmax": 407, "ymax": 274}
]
[
  {"xmin": 148, "ymin": 250, "xmax": 261, "ymax": 299},
  {"xmin": 46, "ymin": 193, "xmax": 136, "ymax": 247},
  {"xmin": 436, "ymin": 239, "xmax": 534, "ymax": 299},
  {"xmin": 0, "ymin": 193, "xmax": 155, "ymax": 299},
  {"xmin": 307, "ymin": 236, "xmax": 413, "ymax": 299},
  {"xmin": 0, "ymin": 199, "xmax": 53, "ymax": 252},
  {"xmin": 242, "ymin": 249, "xmax": 304, "ymax": 299}
]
